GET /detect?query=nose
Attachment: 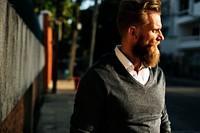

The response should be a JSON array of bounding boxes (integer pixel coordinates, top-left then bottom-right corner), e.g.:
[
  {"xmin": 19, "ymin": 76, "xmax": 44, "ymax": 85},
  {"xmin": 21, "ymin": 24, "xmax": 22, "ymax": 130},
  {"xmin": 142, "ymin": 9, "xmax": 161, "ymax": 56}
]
[{"xmin": 157, "ymin": 31, "xmax": 164, "ymax": 41}]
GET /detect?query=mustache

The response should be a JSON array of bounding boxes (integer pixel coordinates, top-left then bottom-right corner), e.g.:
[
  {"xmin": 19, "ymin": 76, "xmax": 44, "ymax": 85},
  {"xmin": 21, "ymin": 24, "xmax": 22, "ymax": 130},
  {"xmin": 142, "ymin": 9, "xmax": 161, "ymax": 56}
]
[{"xmin": 134, "ymin": 43, "xmax": 158, "ymax": 52}]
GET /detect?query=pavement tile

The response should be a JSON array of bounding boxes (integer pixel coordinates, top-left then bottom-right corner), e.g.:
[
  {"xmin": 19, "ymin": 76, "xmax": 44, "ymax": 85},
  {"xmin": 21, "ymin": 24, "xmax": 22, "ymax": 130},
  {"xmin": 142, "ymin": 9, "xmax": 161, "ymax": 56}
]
[{"xmin": 35, "ymin": 80, "xmax": 76, "ymax": 133}]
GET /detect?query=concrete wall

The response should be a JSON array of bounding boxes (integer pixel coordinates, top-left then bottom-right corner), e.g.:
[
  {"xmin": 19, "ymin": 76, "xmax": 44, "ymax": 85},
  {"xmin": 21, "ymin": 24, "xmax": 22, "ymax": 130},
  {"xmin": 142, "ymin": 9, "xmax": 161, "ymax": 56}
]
[{"xmin": 0, "ymin": 0, "xmax": 45, "ymax": 131}]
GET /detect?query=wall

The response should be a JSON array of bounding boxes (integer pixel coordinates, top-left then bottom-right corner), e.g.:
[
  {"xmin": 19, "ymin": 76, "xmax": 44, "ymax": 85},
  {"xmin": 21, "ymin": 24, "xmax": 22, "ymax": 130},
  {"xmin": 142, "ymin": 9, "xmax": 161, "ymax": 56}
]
[{"xmin": 0, "ymin": 0, "xmax": 45, "ymax": 132}]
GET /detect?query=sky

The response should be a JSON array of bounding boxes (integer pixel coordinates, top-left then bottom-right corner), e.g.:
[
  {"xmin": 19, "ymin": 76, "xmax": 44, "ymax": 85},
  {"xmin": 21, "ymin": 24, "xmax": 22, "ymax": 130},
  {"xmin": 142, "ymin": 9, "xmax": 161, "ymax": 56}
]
[
  {"xmin": 71, "ymin": 0, "xmax": 95, "ymax": 10},
  {"xmin": 80, "ymin": 0, "xmax": 95, "ymax": 10}
]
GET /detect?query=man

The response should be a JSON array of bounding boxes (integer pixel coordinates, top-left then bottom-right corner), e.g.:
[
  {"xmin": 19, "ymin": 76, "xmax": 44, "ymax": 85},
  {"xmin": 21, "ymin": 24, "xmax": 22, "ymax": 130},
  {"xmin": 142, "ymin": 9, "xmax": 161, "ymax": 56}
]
[{"xmin": 70, "ymin": 0, "xmax": 171, "ymax": 132}]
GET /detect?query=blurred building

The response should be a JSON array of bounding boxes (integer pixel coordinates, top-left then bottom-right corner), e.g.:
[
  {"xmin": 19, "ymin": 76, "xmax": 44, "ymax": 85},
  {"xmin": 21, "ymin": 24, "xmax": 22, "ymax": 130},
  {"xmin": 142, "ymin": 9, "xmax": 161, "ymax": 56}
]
[{"xmin": 161, "ymin": 0, "xmax": 200, "ymax": 77}]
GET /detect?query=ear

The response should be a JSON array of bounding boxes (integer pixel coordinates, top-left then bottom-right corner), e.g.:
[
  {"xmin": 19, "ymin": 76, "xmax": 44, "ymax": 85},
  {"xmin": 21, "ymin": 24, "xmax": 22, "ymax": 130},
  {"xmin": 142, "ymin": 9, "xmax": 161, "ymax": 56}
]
[{"xmin": 128, "ymin": 26, "xmax": 138, "ymax": 39}]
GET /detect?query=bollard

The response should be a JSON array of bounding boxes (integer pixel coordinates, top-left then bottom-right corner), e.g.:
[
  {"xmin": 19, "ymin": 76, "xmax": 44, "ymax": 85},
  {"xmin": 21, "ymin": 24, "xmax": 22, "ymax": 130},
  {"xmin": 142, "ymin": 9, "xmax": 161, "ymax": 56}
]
[{"xmin": 74, "ymin": 77, "xmax": 80, "ymax": 90}]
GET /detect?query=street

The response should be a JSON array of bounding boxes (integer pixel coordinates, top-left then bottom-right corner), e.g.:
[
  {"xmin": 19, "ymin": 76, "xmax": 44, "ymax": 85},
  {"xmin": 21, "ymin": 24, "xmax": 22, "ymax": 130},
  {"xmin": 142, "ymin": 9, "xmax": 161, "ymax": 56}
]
[
  {"xmin": 35, "ymin": 77, "xmax": 200, "ymax": 133},
  {"xmin": 166, "ymin": 77, "xmax": 200, "ymax": 132}
]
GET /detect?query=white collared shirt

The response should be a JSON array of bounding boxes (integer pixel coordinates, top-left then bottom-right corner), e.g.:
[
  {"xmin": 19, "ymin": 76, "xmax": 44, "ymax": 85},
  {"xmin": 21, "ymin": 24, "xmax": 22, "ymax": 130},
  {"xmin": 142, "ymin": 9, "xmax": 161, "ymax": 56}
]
[{"xmin": 114, "ymin": 45, "xmax": 150, "ymax": 85}]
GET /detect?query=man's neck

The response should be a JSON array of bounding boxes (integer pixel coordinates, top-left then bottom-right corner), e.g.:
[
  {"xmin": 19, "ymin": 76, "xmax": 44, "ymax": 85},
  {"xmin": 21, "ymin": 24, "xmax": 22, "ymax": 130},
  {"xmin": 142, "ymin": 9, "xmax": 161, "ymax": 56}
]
[
  {"xmin": 133, "ymin": 61, "xmax": 142, "ymax": 74},
  {"xmin": 120, "ymin": 45, "xmax": 142, "ymax": 73}
]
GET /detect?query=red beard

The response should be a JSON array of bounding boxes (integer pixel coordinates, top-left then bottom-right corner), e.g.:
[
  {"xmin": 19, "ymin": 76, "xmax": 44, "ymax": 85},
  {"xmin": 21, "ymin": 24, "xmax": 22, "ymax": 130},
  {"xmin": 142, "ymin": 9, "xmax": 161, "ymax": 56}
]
[{"xmin": 133, "ymin": 35, "xmax": 160, "ymax": 67}]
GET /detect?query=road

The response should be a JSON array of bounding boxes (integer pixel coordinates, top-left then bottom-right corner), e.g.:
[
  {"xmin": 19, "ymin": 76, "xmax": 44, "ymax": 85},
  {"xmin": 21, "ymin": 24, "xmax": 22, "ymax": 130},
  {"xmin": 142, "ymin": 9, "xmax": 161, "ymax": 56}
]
[
  {"xmin": 35, "ymin": 77, "xmax": 200, "ymax": 133},
  {"xmin": 166, "ymin": 77, "xmax": 200, "ymax": 132}
]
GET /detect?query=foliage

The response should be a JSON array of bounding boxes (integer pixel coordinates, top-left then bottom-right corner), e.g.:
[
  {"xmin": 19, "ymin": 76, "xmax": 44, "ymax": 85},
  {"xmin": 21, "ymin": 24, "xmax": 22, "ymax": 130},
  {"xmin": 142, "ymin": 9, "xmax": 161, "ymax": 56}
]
[{"xmin": 33, "ymin": 0, "xmax": 76, "ymax": 38}]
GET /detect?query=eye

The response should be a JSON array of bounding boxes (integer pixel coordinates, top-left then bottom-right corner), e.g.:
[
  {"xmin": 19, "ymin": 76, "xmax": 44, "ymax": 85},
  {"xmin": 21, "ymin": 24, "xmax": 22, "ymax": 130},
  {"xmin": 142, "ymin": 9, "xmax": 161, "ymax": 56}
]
[{"xmin": 152, "ymin": 29, "xmax": 159, "ymax": 33}]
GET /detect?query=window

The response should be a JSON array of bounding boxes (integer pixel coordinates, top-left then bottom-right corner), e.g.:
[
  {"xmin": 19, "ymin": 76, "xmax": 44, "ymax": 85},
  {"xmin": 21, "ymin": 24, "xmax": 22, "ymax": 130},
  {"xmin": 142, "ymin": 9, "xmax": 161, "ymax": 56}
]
[
  {"xmin": 192, "ymin": 27, "xmax": 199, "ymax": 36},
  {"xmin": 180, "ymin": 0, "xmax": 189, "ymax": 11},
  {"xmin": 179, "ymin": 0, "xmax": 189, "ymax": 16}
]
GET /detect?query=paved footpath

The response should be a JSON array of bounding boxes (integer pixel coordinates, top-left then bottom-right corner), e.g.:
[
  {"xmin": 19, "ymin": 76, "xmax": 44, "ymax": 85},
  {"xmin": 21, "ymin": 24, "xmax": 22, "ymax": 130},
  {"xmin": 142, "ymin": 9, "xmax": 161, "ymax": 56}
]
[
  {"xmin": 35, "ymin": 76, "xmax": 200, "ymax": 133},
  {"xmin": 35, "ymin": 80, "xmax": 76, "ymax": 133}
]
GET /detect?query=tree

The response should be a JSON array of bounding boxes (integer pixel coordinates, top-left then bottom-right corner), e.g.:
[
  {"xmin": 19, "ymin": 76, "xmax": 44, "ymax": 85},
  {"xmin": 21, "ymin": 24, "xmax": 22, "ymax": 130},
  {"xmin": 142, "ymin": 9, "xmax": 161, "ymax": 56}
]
[
  {"xmin": 68, "ymin": 1, "xmax": 82, "ymax": 80},
  {"xmin": 89, "ymin": 0, "xmax": 100, "ymax": 67},
  {"xmin": 33, "ymin": 0, "xmax": 82, "ymax": 90},
  {"xmin": 33, "ymin": 0, "xmax": 75, "ymax": 37}
]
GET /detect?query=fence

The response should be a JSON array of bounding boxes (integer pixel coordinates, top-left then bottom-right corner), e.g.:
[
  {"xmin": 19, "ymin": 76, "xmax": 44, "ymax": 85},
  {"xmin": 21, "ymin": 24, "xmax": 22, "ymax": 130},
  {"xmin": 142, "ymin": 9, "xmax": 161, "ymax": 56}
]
[{"xmin": 0, "ymin": 0, "xmax": 45, "ymax": 132}]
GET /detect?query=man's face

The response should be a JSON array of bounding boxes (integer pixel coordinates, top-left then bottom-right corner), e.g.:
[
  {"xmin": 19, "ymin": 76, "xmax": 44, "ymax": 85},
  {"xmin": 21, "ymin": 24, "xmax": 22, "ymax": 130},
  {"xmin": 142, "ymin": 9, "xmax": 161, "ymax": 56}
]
[{"xmin": 133, "ymin": 11, "xmax": 164, "ymax": 67}]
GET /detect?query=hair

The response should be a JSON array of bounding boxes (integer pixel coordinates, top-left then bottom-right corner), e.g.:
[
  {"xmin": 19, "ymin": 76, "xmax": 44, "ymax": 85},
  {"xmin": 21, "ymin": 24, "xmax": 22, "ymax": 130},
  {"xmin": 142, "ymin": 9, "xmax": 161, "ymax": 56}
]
[{"xmin": 117, "ymin": 0, "xmax": 161, "ymax": 37}]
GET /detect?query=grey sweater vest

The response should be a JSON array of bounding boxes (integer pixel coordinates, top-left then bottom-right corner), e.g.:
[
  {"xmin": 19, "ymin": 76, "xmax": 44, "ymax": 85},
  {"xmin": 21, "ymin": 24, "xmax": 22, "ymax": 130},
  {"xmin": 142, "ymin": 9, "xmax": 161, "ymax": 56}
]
[{"xmin": 70, "ymin": 52, "xmax": 171, "ymax": 133}]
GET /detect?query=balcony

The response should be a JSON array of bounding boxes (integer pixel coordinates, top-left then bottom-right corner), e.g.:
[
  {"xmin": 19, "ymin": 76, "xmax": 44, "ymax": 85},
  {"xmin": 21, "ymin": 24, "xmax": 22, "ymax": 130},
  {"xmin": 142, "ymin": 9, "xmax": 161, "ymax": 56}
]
[{"xmin": 178, "ymin": 35, "xmax": 200, "ymax": 50}]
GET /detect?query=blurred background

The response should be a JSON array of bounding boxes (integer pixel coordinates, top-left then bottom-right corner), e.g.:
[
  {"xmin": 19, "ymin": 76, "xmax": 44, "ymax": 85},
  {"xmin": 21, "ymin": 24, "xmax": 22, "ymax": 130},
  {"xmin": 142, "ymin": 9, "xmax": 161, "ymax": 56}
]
[
  {"xmin": 34, "ymin": 0, "xmax": 200, "ymax": 80},
  {"xmin": 0, "ymin": 0, "xmax": 200, "ymax": 133}
]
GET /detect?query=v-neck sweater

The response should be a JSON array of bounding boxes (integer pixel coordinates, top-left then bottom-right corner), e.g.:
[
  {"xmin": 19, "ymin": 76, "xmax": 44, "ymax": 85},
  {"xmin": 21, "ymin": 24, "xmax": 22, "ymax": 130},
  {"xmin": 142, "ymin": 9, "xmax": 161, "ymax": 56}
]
[{"xmin": 70, "ymin": 51, "xmax": 171, "ymax": 133}]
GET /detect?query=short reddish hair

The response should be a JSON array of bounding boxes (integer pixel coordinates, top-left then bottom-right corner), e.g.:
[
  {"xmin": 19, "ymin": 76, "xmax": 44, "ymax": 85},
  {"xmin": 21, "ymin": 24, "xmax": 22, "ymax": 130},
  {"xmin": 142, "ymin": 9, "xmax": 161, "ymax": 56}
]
[{"xmin": 117, "ymin": 0, "xmax": 161, "ymax": 37}]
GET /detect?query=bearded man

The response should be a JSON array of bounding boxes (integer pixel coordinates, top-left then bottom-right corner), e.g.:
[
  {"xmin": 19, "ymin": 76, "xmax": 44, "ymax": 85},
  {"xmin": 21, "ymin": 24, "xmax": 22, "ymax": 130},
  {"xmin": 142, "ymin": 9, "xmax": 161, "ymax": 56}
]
[{"xmin": 70, "ymin": 0, "xmax": 171, "ymax": 132}]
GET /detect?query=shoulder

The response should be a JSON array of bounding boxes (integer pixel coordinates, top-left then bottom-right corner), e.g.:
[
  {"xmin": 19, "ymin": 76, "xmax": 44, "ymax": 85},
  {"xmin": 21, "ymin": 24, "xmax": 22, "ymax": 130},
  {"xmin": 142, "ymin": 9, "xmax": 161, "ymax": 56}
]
[
  {"xmin": 151, "ymin": 65, "xmax": 164, "ymax": 74},
  {"xmin": 94, "ymin": 52, "xmax": 116, "ymax": 67},
  {"xmin": 76, "ymin": 52, "xmax": 117, "ymax": 97},
  {"xmin": 151, "ymin": 65, "xmax": 165, "ymax": 80},
  {"xmin": 88, "ymin": 52, "xmax": 117, "ymax": 74},
  {"xmin": 80, "ymin": 52, "xmax": 116, "ymax": 80}
]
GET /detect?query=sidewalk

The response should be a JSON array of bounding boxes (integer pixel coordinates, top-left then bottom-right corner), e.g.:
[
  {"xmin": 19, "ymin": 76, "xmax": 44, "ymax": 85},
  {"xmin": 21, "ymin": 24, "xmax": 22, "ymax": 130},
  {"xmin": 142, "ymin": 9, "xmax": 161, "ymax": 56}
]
[
  {"xmin": 34, "ymin": 75, "xmax": 200, "ymax": 133},
  {"xmin": 35, "ymin": 79, "xmax": 76, "ymax": 133},
  {"xmin": 166, "ymin": 75, "xmax": 200, "ymax": 87}
]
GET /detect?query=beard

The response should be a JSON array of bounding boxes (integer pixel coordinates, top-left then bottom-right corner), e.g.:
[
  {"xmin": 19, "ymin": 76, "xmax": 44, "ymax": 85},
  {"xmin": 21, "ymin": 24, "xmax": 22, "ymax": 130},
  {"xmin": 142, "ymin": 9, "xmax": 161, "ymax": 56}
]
[{"xmin": 133, "ymin": 35, "xmax": 160, "ymax": 67}]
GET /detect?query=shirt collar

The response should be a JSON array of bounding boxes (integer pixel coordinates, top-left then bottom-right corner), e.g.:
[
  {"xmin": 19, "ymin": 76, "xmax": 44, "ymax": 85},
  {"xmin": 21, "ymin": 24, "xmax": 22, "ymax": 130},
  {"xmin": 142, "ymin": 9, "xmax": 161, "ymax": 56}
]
[
  {"xmin": 115, "ymin": 45, "xmax": 132, "ymax": 70},
  {"xmin": 114, "ymin": 45, "xmax": 149, "ymax": 71}
]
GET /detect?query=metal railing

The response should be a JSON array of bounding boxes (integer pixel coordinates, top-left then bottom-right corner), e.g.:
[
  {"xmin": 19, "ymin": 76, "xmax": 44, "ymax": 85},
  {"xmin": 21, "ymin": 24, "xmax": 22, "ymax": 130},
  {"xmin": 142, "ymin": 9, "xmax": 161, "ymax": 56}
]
[{"xmin": 179, "ymin": 35, "xmax": 200, "ymax": 42}]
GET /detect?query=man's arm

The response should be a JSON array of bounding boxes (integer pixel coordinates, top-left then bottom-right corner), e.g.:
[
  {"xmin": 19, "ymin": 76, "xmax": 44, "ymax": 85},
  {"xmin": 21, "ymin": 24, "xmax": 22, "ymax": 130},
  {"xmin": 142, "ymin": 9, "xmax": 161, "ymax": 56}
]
[
  {"xmin": 160, "ymin": 104, "xmax": 171, "ymax": 133},
  {"xmin": 70, "ymin": 71, "xmax": 107, "ymax": 133}
]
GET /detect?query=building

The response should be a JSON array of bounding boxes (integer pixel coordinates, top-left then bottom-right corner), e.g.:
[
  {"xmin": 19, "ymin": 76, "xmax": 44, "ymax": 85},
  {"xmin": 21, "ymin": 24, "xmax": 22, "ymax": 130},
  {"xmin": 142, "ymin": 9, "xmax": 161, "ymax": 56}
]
[{"xmin": 161, "ymin": 0, "xmax": 200, "ymax": 77}]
